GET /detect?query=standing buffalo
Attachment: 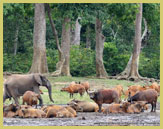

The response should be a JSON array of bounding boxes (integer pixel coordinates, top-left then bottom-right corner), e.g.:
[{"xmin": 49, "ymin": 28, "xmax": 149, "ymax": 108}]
[
  {"xmin": 128, "ymin": 89, "xmax": 158, "ymax": 112},
  {"xmin": 88, "ymin": 89, "xmax": 119, "ymax": 112},
  {"xmin": 3, "ymin": 74, "xmax": 54, "ymax": 105}
]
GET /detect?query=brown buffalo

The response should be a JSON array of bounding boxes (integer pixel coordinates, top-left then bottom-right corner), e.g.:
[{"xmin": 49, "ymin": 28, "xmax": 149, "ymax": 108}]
[
  {"xmin": 43, "ymin": 105, "xmax": 63, "ymax": 113},
  {"xmin": 128, "ymin": 89, "xmax": 158, "ymax": 112},
  {"xmin": 68, "ymin": 99, "xmax": 99, "ymax": 112},
  {"xmin": 61, "ymin": 84, "xmax": 85, "ymax": 98},
  {"xmin": 21, "ymin": 108, "xmax": 46, "ymax": 118},
  {"xmin": 46, "ymin": 106, "xmax": 77, "ymax": 118},
  {"xmin": 56, "ymin": 108, "xmax": 75, "ymax": 118},
  {"xmin": 81, "ymin": 81, "xmax": 90, "ymax": 94},
  {"xmin": 103, "ymin": 104, "xmax": 123, "ymax": 114},
  {"xmin": 22, "ymin": 91, "xmax": 39, "ymax": 107},
  {"xmin": 121, "ymin": 101, "xmax": 147, "ymax": 113},
  {"xmin": 16, "ymin": 105, "xmax": 33, "ymax": 118},
  {"xmin": 124, "ymin": 85, "xmax": 149, "ymax": 100},
  {"xmin": 146, "ymin": 82, "xmax": 160, "ymax": 94},
  {"xmin": 111, "ymin": 85, "xmax": 124, "ymax": 101},
  {"xmin": 3, "ymin": 104, "xmax": 18, "ymax": 117},
  {"xmin": 88, "ymin": 89, "xmax": 119, "ymax": 112}
]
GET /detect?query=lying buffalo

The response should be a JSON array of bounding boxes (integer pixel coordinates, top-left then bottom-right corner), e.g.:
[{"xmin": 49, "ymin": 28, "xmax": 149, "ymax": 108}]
[{"xmin": 67, "ymin": 99, "xmax": 99, "ymax": 112}]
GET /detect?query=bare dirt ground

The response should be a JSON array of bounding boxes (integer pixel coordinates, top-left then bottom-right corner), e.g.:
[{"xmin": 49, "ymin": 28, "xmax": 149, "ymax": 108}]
[{"xmin": 3, "ymin": 103, "xmax": 160, "ymax": 126}]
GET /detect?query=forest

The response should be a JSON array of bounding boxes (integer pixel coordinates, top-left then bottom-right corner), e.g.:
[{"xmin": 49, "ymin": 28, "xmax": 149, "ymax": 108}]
[{"xmin": 3, "ymin": 3, "xmax": 160, "ymax": 80}]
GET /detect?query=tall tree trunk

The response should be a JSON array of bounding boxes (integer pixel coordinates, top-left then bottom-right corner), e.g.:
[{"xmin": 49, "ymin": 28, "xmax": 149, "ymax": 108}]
[
  {"xmin": 86, "ymin": 25, "xmax": 91, "ymax": 49},
  {"xmin": 13, "ymin": 25, "xmax": 19, "ymax": 56},
  {"xmin": 29, "ymin": 3, "xmax": 48, "ymax": 73},
  {"xmin": 128, "ymin": 3, "xmax": 143, "ymax": 80},
  {"xmin": 116, "ymin": 17, "xmax": 148, "ymax": 80},
  {"xmin": 95, "ymin": 18, "xmax": 108, "ymax": 78},
  {"xmin": 46, "ymin": 4, "xmax": 65, "ymax": 76},
  {"xmin": 71, "ymin": 17, "xmax": 81, "ymax": 45},
  {"xmin": 60, "ymin": 17, "xmax": 71, "ymax": 76}
]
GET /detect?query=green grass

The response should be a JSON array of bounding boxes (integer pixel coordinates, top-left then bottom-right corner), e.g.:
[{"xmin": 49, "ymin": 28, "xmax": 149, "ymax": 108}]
[{"xmin": 4, "ymin": 76, "xmax": 159, "ymax": 105}]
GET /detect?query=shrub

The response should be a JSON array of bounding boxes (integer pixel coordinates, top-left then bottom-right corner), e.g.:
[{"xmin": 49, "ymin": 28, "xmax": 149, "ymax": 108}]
[
  {"xmin": 103, "ymin": 42, "xmax": 130, "ymax": 76},
  {"xmin": 70, "ymin": 46, "xmax": 96, "ymax": 76},
  {"xmin": 139, "ymin": 53, "xmax": 160, "ymax": 79}
]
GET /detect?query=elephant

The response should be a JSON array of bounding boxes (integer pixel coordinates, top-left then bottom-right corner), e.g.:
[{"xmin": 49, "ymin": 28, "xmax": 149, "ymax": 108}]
[{"xmin": 3, "ymin": 74, "xmax": 54, "ymax": 106}]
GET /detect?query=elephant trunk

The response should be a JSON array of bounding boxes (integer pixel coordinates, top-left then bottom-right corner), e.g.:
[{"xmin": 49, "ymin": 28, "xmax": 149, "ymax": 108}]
[{"xmin": 47, "ymin": 82, "xmax": 54, "ymax": 103}]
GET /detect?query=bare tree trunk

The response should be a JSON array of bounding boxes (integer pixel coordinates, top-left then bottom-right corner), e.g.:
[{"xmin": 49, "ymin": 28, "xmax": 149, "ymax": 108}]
[
  {"xmin": 95, "ymin": 18, "xmax": 108, "ymax": 78},
  {"xmin": 29, "ymin": 3, "xmax": 48, "ymax": 73},
  {"xmin": 128, "ymin": 3, "xmax": 143, "ymax": 80},
  {"xmin": 112, "ymin": 4, "xmax": 145, "ymax": 81},
  {"xmin": 46, "ymin": 4, "xmax": 65, "ymax": 76},
  {"xmin": 13, "ymin": 25, "xmax": 19, "ymax": 56},
  {"xmin": 60, "ymin": 17, "xmax": 71, "ymax": 76},
  {"xmin": 86, "ymin": 25, "xmax": 91, "ymax": 49},
  {"xmin": 116, "ymin": 17, "xmax": 148, "ymax": 81},
  {"xmin": 71, "ymin": 17, "xmax": 81, "ymax": 45}
]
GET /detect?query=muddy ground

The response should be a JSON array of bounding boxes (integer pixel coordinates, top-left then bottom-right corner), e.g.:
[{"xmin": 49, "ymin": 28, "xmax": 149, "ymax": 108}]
[{"xmin": 3, "ymin": 103, "xmax": 160, "ymax": 126}]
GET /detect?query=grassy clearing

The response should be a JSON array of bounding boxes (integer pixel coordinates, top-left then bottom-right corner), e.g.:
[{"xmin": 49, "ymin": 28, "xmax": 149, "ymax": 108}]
[{"xmin": 4, "ymin": 76, "xmax": 159, "ymax": 105}]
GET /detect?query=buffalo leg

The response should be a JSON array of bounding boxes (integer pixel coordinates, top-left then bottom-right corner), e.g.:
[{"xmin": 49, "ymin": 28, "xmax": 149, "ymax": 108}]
[
  {"xmin": 98, "ymin": 104, "xmax": 102, "ymax": 113},
  {"xmin": 151, "ymin": 103, "xmax": 154, "ymax": 112},
  {"xmin": 154, "ymin": 102, "xmax": 157, "ymax": 112},
  {"xmin": 69, "ymin": 94, "xmax": 71, "ymax": 98}
]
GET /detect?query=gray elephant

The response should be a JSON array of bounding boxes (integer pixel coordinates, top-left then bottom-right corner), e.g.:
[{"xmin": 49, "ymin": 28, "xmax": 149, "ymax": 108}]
[{"xmin": 3, "ymin": 74, "xmax": 54, "ymax": 106}]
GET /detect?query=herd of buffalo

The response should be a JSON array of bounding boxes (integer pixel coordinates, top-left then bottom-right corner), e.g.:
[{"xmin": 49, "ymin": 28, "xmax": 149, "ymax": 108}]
[{"xmin": 3, "ymin": 74, "xmax": 160, "ymax": 118}]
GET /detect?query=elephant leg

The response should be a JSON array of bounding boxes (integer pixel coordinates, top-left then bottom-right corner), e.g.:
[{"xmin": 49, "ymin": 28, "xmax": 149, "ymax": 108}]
[
  {"xmin": 9, "ymin": 89, "xmax": 19, "ymax": 105},
  {"xmin": 33, "ymin": 87, "xmax": 43, "ymax": 106},
  {"xmin": 38, "ymin": 96, "xmax": 43, "ymax": 106}
]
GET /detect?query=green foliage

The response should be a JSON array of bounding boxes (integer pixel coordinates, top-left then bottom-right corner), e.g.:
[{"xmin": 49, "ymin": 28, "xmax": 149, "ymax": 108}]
[
  {"xmin": 139, "ymin": 53, "xmax": 160, "ymax": 79},
  {"xmin": 103, "ymin": 42, "xmax": 130, "ymax": 76},
  {"xmin": 46, "ymin": 49, "xmax": 59, "ymax": 72},
  {"xmin": 3, "ymin": 53, "xmax": 32, "ymax": 73},
  {"xmin": 70, "ymin": 46, "xmax": 96, "ymax": 76},
  {"xmin": 3, "ymin": 3, "xmax": 160, "ymax": 79}
]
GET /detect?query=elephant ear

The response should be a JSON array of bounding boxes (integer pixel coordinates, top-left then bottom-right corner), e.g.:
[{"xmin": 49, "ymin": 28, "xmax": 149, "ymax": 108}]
[{"xmin": 34, "ymin": 74, "xmax": 42, "ymax": 86}]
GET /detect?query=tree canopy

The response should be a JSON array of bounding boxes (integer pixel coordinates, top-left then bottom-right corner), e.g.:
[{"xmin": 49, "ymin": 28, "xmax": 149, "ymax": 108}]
[{"xmin": 3, "ymin": 3, "xmax": 160, "ymax": 79}]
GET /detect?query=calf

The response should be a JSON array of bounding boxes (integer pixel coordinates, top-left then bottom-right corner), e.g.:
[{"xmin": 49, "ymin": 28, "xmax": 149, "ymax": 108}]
[
  {"xmin": 61, "ymin": 84, "xmax": 85, "ymax": 98},
  {"xmin": 146, "ymin": 82, "xmax": 160, "ymax": 94},
  {"xmin": 88, "ymin": 89, "xmax": 119, "ymax": 112},
  {"xmin": 46, "ymin": 106, "xmax": 76, "ymax": 118},
  {"xmin": 3, "ymin": 104, "xmax": 19, "ymax": 118},
  {"xmin": 68, "ymin": 99, "xmax": 99, "ymax": 112},
  {"xmin": 16, "ymin": 105, "xmax": 33, "ymax": 118},
  {"xmin": 22, "ymin": 91, "xmax": 39, "ymax": 107},
  {"xmin": 121, "ymin": 101, "xmax": 147, "ymax": 113},
  {"xmin": 124, "ymin": 85, "xmax": 149, "ymax": 100},
  {"xmin": 43, "ymin": 105, "xmax": 63, "ymax": 113},
  {"xmin": 21, "ymin": 108, "xmax": 46, "ymax": 118},
  {"xmin": 128, "ymin": 89, "xmax": 158, "ymax": 112},
  {"xmin": 56, "ymin": 107, "xmax": 76, "ymax": 118},
  {"xmin": 81, "ymin": 81, "xmax": 90, "ymax": 94},
  {"xmin": 103, "ymin": 104, "xmax": 123, "ymax": 114},
  {"xmin": 111, "ymin": 85, "xmax": 124, "ymax": 101}
]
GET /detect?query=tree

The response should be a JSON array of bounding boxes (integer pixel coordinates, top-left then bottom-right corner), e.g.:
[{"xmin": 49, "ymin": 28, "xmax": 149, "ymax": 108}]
[
  {"xmin": 95, "ymin": 18, "xmax": 108, "ymax": 78},
  {"xmin": 60, "ymin": 17, "xmax": 71, "ymax": 76},
  {"xmin": 86, "ymin": 24, "xmax": 91, "ymax": 48},
  {"xmin": 114, "ymin": 3, "xmax": 148, "ymax": 81},
  {"xmin": 46, "ymin": 4, "xmax": 65, "ymax": 76},
  {"xmin": 71, "ymin": 17, "xmax": 81, "ymax": 45},
  {"xmin": 29, "ymin": 3, "xmax": 48, "ymax": 73}
]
